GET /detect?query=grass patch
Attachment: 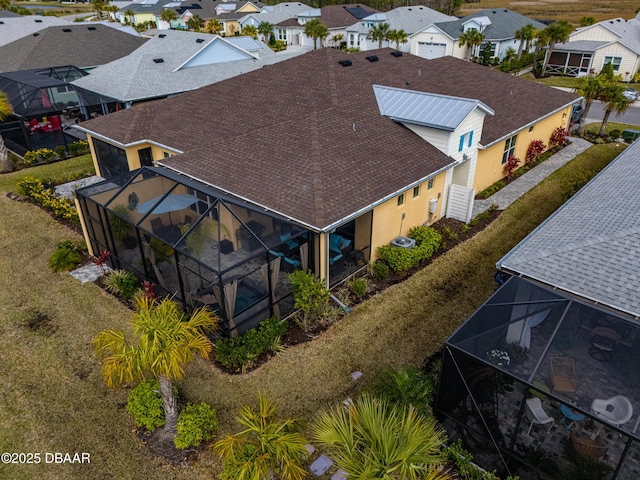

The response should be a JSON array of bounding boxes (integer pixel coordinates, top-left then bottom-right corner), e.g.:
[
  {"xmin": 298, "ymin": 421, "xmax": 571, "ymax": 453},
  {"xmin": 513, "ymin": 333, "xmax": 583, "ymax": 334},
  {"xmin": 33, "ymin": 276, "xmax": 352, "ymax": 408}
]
[
  {"xmin": 0, "ymin": 143, "xmax": 623, "ymax": 478},
  {"xmin": 0, "ymin": 154, "xmax": 95, "ymax": 193}
]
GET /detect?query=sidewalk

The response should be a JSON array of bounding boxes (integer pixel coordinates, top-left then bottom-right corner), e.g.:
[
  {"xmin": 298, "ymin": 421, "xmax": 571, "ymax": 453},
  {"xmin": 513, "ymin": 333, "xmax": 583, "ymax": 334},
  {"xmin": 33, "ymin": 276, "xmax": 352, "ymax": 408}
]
[{"xmin": 471, "ymin": 137, "xmax": 593, "ymax": 217}]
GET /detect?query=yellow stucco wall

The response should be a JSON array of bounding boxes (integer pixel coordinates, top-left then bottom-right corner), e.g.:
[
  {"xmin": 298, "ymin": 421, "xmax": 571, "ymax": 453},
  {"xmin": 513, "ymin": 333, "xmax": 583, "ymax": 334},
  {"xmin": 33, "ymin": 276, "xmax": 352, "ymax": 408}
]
[
  {"xmin": 88, "ymin": 135, "xmax": 175, "ymax": 177},
  {"xmin": 472, "ymin": 108, "xmax": 572, "ymax": 193},
  {"xmin": 369, "ymin": 172, "xmax": 447, "ymax": 262},
  {"xmin": 132, "ymin": 13, "xmax": 156, "ymax": 26}
]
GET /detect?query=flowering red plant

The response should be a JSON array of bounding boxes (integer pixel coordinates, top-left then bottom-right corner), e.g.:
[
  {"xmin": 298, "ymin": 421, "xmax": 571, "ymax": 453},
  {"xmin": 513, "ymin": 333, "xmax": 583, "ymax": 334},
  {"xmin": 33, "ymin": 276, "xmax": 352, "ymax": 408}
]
[
  {"xmin": 93, "ymin": 249, "xmax": 111, "ymax": 274},
  {"xmin": 141, "ymin": 280, "xmax": 158, "ymax": 301}
]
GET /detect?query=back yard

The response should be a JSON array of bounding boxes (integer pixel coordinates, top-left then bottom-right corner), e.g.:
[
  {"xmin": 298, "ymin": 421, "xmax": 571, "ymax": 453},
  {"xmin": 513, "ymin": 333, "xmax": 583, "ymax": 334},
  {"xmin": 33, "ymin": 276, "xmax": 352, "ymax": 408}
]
[{"xmin": 0, "ymin": 142, "xmax": 624, "ymax": 479}]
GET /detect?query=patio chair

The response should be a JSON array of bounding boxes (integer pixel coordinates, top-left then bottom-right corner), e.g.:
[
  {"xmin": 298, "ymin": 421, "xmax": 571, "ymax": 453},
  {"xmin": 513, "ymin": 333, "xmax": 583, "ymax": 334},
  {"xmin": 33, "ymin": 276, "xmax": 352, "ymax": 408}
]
[
  {"xmin": 570, "ymin": 431, "xmax": 607, "ymax": 460},
  {"xmin": 550, "ymin": 356, "xmax": 577, "ymax": 398},
  {"xmin": 525, "ymin": 397, "xmax": 554, "ymax": 436},
  {"xmin": 591, "ymin": 395, "xmax": 633, "ymax": 427}
]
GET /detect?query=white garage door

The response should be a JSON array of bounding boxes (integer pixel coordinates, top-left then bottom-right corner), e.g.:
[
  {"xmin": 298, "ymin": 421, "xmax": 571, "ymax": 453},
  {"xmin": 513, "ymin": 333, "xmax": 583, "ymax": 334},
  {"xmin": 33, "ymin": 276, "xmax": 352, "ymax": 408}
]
[{"xmin": 417, "ymin": 42, "xmax": 447, "ymax": 59}]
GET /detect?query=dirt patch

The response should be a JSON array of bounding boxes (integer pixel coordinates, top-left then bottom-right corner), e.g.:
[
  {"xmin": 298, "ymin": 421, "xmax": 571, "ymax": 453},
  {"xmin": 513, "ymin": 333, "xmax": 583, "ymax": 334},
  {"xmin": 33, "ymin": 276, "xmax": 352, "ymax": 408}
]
[
  {"xmin": 22, "ymin": 309, "xmax": 57, "ymax": 336},
  {"xmin": 136, "ymin": 427, "xmax": 202, "ymax": 465}
]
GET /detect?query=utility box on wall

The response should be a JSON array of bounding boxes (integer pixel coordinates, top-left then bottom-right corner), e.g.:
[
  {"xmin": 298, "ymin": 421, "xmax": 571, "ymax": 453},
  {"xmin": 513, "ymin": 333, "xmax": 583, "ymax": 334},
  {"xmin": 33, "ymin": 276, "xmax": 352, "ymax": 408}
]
[{"xmin": 428, "ymin": 198, "xmax": 438, "ymax": 214}]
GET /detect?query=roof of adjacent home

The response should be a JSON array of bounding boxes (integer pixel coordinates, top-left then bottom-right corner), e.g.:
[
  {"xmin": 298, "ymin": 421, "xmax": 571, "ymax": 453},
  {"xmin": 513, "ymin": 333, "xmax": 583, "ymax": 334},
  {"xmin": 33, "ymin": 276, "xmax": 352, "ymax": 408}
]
[
  {"xmin": 77, "ymin": 48, "xmax": 576, "ymax": 230},
  {"xmin": 0, "ymin": 15, "xmax": 71, "ymax": 47},
  {"xmin": 348, "ymin": 5, "xmax": 456, "ymax": 35},
  {"xmin": 277, "ymin": 4, "xmax": 378, "ymax": 29},
  {"xmin": 240, "ymin": 2, "xmax": 311, "ymax": 25},
  {"xmin": 498, "ymin": 140, "xmax": 640, "ymax": 318},
  {"xmin": 173, "ymin": 0, "xmax": 265, "ymax": 20},
  {"xmin": 71, "ymin": 31, "xmax": 308, "ymax": 102},
  {"xmin": 557, "ymin": 15, "xmax": 640, "ymax": 56},
  {"xmin": 430, "ymin": 8, "xmax": 546, "ymax": 41},
  {"xmin": 0, "ymin": 23, "xmax": 147, "ymax": 72}
]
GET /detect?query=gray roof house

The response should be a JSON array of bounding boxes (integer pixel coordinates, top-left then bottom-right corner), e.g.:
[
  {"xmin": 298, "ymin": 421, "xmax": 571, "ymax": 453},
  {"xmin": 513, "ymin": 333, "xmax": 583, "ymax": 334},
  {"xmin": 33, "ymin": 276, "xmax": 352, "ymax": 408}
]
[
  {"xmin": 239, "ymin": 2, "xmax": 311, "ymax": 41},
  {"xmin": 410, "ymin": 8, "xmax": 546, "ymax": 61},
  {"xmin": 0, "ymin": 15, "xmax": 71, "ymax": 48},
  {"xmin": 71, "ymin": 30, "xmax": 307, "ymax": 106},
  {"xmin": 0, "ymin": 23, "xmax": 146, "ymax": 72},
  {"xmin": 345, "ymin": 5, "xmax": 456, "ymax": 53},
  {"xmin": 548, "ymin": 15, "xmax": 640, "ymax": 79}
]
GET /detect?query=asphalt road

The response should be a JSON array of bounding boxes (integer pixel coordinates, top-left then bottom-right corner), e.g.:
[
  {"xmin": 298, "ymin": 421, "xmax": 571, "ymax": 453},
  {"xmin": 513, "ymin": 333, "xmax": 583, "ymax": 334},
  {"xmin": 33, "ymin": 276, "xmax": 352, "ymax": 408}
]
[{"xmin": 586, "ymin": 100, "xmax": 640, "ymax": 126}]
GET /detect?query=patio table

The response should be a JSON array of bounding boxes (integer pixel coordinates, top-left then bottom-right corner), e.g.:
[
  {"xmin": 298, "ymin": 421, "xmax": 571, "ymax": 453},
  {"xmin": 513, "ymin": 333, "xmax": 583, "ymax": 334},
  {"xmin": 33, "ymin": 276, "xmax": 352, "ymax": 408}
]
[{"xmin": 560, "ymin": 404, "xmax": 585, "ymax": 430}]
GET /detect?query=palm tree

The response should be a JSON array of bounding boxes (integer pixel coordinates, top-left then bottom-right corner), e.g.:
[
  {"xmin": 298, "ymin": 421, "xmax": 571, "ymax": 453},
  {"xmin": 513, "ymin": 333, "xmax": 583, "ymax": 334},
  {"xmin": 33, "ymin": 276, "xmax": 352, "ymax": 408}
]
[
  {"xmin": 0, "ymin": 90, "xmax": 14, "ymax": 173},
  {"xmin": 123, "ymin": 9, "xmax": 134, "ymax": 25},
  {"xmin": 186, "ymin": 14, "xmax": 204, "ymax": 32},
  {"xmin": 304, "ymin": 18, "xmax": 328, "ymax": 50},
  {"xmin": 204, "ymin": 18, "xmax": 223, "ymax": 35},
  {"xmin": 388, "ymin": 29, "xmax": 408, "ymax": 50},
  {"xmin": 574, "ymin": 74, "xmax": 603, "ymax": 135},
  {"xmin": 257, "ymin": 21, "xmax": 274, "ymax": 43},
  {"xmin": 532, "ymin": 28, "xmax": 550, "ymax": 76},
  {"xmin": 214, "ymin": 393, "xmax": 308, "ymax": 480},
  {"xmin": 310, "ymin": 394, "xmax": 450, "ymax": 479},
  {"xmin": 515, "ymin": 23, "xmax": 536, "ymax": 58},
  {"xmin": 93, "ymin": 0, "xmax": 104, "ymax": 20},
  {"xmin": 93, "ymin": 297, "xmax": 218, "ymax": 436},
  {"xmin": 160, "ymin": 9, "xmax": 177, "ymax": 28},
  {"xmin": 598, "ymin": 83, "xmax": 631, "ymax": 137},
  {"xmin": 458, "ymin": 29, "xmax": 484, "ymax": 62},
  {"xmin": 240, "ymin": 24, "xmax": 258, "ymax": 39},
  {"xmin": 330, "ymin": 33, "xmax": 344, "ymax": 49},
  {"xmin": 369, "ymin": 22, "xmax": 390, "ymax": 49},
  {"xmin": 540, "ymin": 20, "xmax": 573, "ymax": 77}
]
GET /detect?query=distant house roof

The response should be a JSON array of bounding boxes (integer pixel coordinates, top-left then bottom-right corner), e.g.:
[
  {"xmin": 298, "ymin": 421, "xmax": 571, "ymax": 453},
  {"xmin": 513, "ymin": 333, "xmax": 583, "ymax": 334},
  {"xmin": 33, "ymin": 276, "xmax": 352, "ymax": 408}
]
[
  {"xmin": 349, "ymin": 5, "xmax": 456, "ymax": 35},
  {"xmin": 0, "ymin": 15, "xmax": 71, "ymax": 47},
  {"xmin": 173, "ymin": 0, "xmax": 265, "ymax": 21},
  {"xmin": 71, "ymin": 30, "xmax": 307, "ymax": 103},
  {"xmin": 429, "ymin": 8, "xmax": 546, "ymax": 41},
  {"xmin": 278, "ymin": 4, "xmax": 378, "ymax": 29},
  {"xmin": 119, "ymin": 0, "xmax": 177, "ymax": 15},
  {"xmin": 553, "ymin": 40, "xmax": 609, "ymax": 52},
  {"xmin": 498, "ymin": 140, "xmax": 640, "ymax": 318},
  {"xmin": 557, "ymin": 15, "xmax": 640, "ymax": 56},
  {"xmin": 0, "ymin": 10, "xmax": 20, "ymax": 18},
  {"xmin": 373, "ymin": 85, "xmax": 494, "ymax": 131},
  {"xmin": 241, "ymin": 1, "xmax": 310, "ymax": 25},
  {"xmin": 77, "ymin": 48, "xmax": 576, "ymax": 230},
  {"xmin": 0, "ymin": 23, "xmax": 147, "ymax": 72}
]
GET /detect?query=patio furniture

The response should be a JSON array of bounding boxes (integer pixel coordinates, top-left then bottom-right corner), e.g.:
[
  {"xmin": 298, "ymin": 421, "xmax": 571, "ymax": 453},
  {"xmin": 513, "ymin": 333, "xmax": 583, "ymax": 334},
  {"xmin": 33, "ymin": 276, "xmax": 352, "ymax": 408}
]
[
  {"xmin": 592, "ymin": 395, "xmax": 633, "ymax": 427},
  {"xmin": 550, "ymin": 356, "xmax": 577, "ymax": 398},
  {"xmin": 560, "ymin": 404, "xmax": 585, "ymax": 430},
  {"xmin": 570, "ymin": 431, "xmax": 607, "ymax": 460},
  {"xmin": 525, "ymin": 397, "xmax": 554, "ymax": 436},
  {"xmin": 589, "ymin": 326, "xmax": 621, "ymax": 362}
]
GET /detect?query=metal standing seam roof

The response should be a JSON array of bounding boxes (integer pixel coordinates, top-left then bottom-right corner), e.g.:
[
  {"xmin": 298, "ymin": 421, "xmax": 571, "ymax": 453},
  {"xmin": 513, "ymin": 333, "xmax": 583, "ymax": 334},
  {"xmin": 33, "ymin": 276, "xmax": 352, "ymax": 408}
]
[
  {"xmin": 373, "ymin": 85, "xmax": 494, "ymax": 131},
  {"xmin": 497, "ymin": 140, "xmax": 640, "ymax": 318}
]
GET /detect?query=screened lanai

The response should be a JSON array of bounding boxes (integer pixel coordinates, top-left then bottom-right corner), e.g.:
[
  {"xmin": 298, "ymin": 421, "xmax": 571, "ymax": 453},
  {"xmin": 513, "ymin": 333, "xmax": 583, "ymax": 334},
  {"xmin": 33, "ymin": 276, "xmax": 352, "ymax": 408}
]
[
  {"xmin": 75, "ymin": 167, "xmax": 313, "ymax": 337},
  {"xmin": 437, "ymin": 276, "xmax": 640, "ymax": 479}
]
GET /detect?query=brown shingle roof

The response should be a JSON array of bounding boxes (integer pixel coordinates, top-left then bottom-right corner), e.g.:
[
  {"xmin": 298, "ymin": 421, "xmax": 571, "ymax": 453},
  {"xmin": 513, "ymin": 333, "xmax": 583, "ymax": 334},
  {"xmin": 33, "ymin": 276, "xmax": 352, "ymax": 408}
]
[{"xmin": 80, "ymin": 49, "xmax": 577, "ymax": 230}]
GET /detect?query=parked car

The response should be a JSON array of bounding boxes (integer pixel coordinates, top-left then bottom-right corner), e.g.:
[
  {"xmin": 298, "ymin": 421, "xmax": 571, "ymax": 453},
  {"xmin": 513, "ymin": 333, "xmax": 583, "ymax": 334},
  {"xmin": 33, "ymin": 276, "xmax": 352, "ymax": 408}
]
[
  {"xmin": 571, "ymin": 103, "xmax": 585, "ymax": 124},
  {"xmin": 622, "ymin": 87, "xmax": 639, "ymax": 102}
]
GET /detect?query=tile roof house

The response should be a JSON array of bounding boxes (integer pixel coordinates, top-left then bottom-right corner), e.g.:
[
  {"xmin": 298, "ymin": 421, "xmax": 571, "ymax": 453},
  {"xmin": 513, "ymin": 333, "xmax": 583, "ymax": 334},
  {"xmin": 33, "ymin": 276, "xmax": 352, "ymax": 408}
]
[
  {"xmin": 437, "ymin": 138, "xmax": 640, "ymax": 480},
  {"xmin": 344, "ymin": 5, "xmax": 456, "ymax": 53},
  {"xmin": 0, "ymin": 23, "xmax": 147, "ymax": 73},
  {"xmin": 547, "ymin": 14, "xmax": 640, "ymax": 79},
  {"xmin": 71, "ymin": 30, "xmax": 308, "ymax": 106},
  {"xmin": 275, "ymin": 3, "xmax": 378, "ymax": 48},
  {"xmin": 73, "ymin": 48, "xmax": 576, "ymax": 336},
  {"xmin": 410, "ymin": 8, "xmax": 546, "ymax": 61}
]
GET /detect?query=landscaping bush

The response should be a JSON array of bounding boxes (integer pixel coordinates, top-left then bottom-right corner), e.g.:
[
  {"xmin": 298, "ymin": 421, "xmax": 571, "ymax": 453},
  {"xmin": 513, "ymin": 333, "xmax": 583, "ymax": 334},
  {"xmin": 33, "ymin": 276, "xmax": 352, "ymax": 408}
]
[
  {"xmin": 48, "ymin": 239, "xmax": 85, "ymax": 272},
  {"xmin": 347, "ymin": 276, "xmax": 368, "ymax": 298},
  {"xmin": 376, "ymin": 226, "xmax": 442, "ymax": 275},
  {"xmin": 215, "ymin": 317, "xmax": 288, "ymax": 372},
  {"xmin": 68, "ymin": 140, "xmax": 89, "ymax": 157},
  {"xmin": 525, "ymin": 139, "xmax": 546, "ymax": 165},
  {"xmin": 369, "ymin": 260, "xmax": 389, "ymax": 281},
  {"xmin": 16, "ymin": 176, "xmax": 79, "ymax": 224},
  {"xmin": 55, "ymin": 145, "xmax": 67, "ymax": 160},
  {"xmin": 288, "ymin": 270, "xmax": 331, "ymax": 332},
  {"xmin": 103, "ymin": 269, "xmax": 141, "ymax": 301},
  {"xmin": 549, "ymin": 126, "xmax": 569, "ymax": 148},
  {"xmin": 502, "ymin": 155, "xmax": 521, "ymax": 180},
  {"xmin": 219, "ymin": 444, "xmax": 258, "ymax": 480},
  {"xmin": 126, "ymin": 380, "xmax": 165, "ymax": 432},
  {"xmin": 445, "ymin": 440, "xmax": 518, "ymax": 480},
  {"xmin": 477, "ymin": 181, "xmax": 506, "ymax": 199},
  {"xmin": 174, "ymin": 402, "xmax": 219, "ymax": 449},
  {"xmin": 23, "ymin": 148, "xmax": 57, "ymax": 166},
  {"xmin": 371, "ymin": 366, "xmax": 435, "ymax": 416}
]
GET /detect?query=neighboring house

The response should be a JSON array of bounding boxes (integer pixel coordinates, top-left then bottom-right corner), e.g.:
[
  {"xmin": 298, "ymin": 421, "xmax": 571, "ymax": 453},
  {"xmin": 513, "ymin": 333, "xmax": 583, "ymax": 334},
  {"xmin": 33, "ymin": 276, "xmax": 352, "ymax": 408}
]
[
  {"xmin": 0, "ymin": 15, "xmax": 71, "ymax": 48},
  {"xmin": 345, "ymin": 5, "xmax": 456, "ymax": 53},
  {"xmin": 0, "ymin": 23, "xmax": 146, "ymax": 73},
  {"xmin": 169, "ymin": 0, "xmax": 264, "ymax": 35},
  {"xmin": 117, "ymin": 0, "xmax": 177, "ymax": 27},
  {"xmin": 239, "ymin": 2, "xmax": 311, "ymax": 43},
  {"xmin": 71, "ymin": 30, "xmax": 307, "ymax": 107},
  {"xmin": 275, "ymin": 4, "xmax": 378, "ymax": 47},
  {"xmin": 437, "ymin": 139, "xmax": 640, "ymax": 480},
  {"xmin": 548, "ymin": 15, "xmax": 640, "ymax": 79},
  {"xmin": 73, "ymin": 49, "xmax": 576, "ymax": 336},
  {"xmin": 410, "ymin": 8, "xmax": 546, "ymax": 61}
]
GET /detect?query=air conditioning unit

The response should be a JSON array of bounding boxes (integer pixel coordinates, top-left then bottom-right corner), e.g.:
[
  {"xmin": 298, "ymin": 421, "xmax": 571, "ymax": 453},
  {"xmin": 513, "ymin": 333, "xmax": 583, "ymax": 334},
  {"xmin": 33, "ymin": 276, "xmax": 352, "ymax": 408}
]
[
  {"xmin": 391, "ymin": 236, "xmax": 415, "ymax": 249},
  {"xmin": 428, "ymin": 198, "xmax": 438, "ymax": 214}
]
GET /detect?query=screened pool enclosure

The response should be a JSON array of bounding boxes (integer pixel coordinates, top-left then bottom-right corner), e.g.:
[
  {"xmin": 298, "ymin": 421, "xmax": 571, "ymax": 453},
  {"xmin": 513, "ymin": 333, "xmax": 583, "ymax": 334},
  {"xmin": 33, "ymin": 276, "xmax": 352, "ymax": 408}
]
[
  {"xmin": 76, "ymin": 167, "xmax": 313, "ymax": 337},
  {"xmin": 437, "ymin": 276, "xmax": 640, "ymax": 479}
]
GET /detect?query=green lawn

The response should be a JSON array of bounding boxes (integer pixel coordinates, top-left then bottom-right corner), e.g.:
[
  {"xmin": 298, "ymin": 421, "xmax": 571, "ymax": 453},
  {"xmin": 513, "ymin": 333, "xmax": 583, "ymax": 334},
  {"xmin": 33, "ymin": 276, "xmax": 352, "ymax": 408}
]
[{"xmin": 0, "ymin": 143, "xmax": 625, "ymax": 478}]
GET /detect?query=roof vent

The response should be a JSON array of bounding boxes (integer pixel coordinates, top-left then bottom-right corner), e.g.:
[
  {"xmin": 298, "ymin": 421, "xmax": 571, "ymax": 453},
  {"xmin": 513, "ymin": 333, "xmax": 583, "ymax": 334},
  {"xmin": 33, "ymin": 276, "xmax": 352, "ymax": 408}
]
[
  {"xmin": 365, "ymin": 55, "xmax": 378, "ymax": 62},
  {"xmin": 153, "ymin": 58, "xmax": 164, "ymax": 63},
  {"xmin": 338, "ymin": 60, "xmax": 352, "ymax": 67},
  {"xmin": 0, "ymin": 21, "xmax": 4, "ymax": 25},
  {"xmin": 196, "ymin": 38, "xmax": 205, "ymax": 43},
  {"xmin": 87, "ymin": 26, "xmax": 96, "ymax": 30},
  {"xmin": 35, "ymin": 19, "xmax": 42, "ymax": 23},
  {"xmin": 159, "ymin": 34, "xmax": 166, "ymax": 38},
  {"xmin": 390, "ymin": 51, "xmax": 402, "ymax": 57},
  {"xmin": 33, "ymin": 32, "xmax": 40, "ymax": 37},
  {"xmin": 63, "ymin": 28, "xmax": 72, "ymax": 32}
]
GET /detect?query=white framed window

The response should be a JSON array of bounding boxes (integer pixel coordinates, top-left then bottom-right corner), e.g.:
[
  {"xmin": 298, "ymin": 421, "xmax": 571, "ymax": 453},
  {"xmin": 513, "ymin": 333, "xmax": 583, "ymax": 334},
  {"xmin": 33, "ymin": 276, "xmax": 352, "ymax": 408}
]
[
  {"xmin": 458, "ymin": 130, "xmax": 474, "ymax": 152},
  {"xmin": 427, "ymin": 178, "xmax": 434, "ymax": 190},
  {"xmin": 502, "ymin": 135, "xmax": 517, "ymax": 164},
  {"xmin": 278, "ymin": 29, "xmax": 287, "ymax": 41},
  {"xmin": 603, "ymin": 56, "xmax": 622, "ymax": 72}
]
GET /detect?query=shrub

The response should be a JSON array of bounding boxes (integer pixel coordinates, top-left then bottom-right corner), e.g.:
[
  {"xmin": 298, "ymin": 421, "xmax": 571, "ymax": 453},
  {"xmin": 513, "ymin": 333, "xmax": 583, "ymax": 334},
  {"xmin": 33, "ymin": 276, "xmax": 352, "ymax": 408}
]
[
  {"xmin": 476, "ymin": 181, "xmax": 505, "ymax": 199},
  {"xmin": 369, "ymin": 260, "xmax": 389, "ymax": 281},
  {"xmin": 16, "ymin": 176, "xmax": 79, "ymax": 224},
  {"xmin": 376, "ymin": 245, "xmax": 416, "ymax": 275},
  {"xmin": 445, "ymin": 440, "xmax": 518, "ymax": 480},
  {"xmin": 288, "ymin": 270, "xmax": 330, "ymax": 332},
  {"xmin": 525, "ymin": 139, "xmax": 546, "ymax": 165},
  {"xmin": 215, "ymin": 317, "xmax": 288, "ymax": 372},
  {"xmin": 220, "ymin": 444, "xmax": 258, "ymax": 480},
  {"xmin": 103, "ymin": 269, "xmax": 140, "ymax": 301},
  {"xmin": 549, "ymin": 126, "xmax": 569, "ymax": 148},
  {"xmin": 502, "ymin": 155, "xmax": 520, "ymax": 180},
  {"xmin": 377, "ymin": 226, "xmax": 441, "ymax": 275},
  {"xmin": 48, "ymin": 239, "xmax": 84, "ymax": 272},
  {"xmin": 126, "ymin": 380, "xmax": 165, "ymax": 432},
  {"xmin": 22, "ymin": 148, "xmax": 57, "ymax": 166},
  {"xmin": 371, "ymin": 366, "xmax": 435, "ymax": 416},
  {"xmin": 174, "ymin": 402, "xmax": 219, "ymax": 449},
  {"xmin": 68, "ymin": 140, "xmax": 89, "ymax": 157},
  {"xmin": 55, "ymin": 145, "xmax": 67, "ymax": 160},
  {"xmin": 441, "ymin": 226, "xmax": 458, "ymax": 241},
  {"xmin": 347, "ymin": 276, "xmax": 368, "ymax": 297}
]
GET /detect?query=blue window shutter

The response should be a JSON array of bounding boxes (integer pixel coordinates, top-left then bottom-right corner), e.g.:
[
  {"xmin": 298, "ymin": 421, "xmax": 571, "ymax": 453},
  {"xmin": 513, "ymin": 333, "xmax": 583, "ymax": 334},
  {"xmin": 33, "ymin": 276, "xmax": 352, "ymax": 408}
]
[
  {"xmin": 468, "ymin": 130, "xmax": 474, "ymax": 147},
  {"xmin": 458, "ymin": 135, "xmax": 464, "ymax": 152}
]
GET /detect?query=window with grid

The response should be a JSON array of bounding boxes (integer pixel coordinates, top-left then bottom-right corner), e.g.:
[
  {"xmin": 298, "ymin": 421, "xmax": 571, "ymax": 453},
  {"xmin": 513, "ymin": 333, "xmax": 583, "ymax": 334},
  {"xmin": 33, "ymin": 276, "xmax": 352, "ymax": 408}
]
[
  {"xmin": 603, "ymin": 56, "xmax": 622, "ymax": 72},
  {"xmin": 502, "ymin": 135, "xmax": 517, "ymax": 164}
]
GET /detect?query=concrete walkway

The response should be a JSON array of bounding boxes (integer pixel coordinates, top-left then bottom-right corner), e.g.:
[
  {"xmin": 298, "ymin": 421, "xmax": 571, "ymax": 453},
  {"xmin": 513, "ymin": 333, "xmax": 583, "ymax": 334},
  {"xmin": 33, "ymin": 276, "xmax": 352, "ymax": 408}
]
[{"xmin": 472, "ymin": 137, "xmax": 593, "ymax": 217}]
